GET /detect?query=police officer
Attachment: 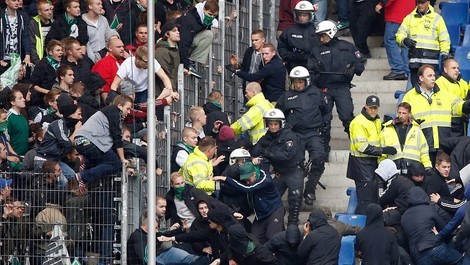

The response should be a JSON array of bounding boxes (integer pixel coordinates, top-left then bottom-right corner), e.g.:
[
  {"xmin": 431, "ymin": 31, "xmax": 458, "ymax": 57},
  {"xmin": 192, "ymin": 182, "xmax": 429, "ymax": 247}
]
[
  {"xmin": 278, "ymin": 1, "xmax": 321, "ymax": 72},
  {"xmin": 277, "ymin": 66, "xmax": 327, "ymax": 205},
  {"xmin": 308, "ymin": 20, "xmax": 366, "ymax": 161},
  {"xmin": 251, "ymin": 109, "xmax": 304, "ymax": 239}
]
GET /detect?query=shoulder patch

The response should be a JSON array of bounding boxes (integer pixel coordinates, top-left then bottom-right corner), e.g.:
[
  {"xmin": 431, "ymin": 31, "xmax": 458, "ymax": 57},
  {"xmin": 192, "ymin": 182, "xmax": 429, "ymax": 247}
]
[{"xmin": 355, "ymin": 51, "xmax": 362, "ymax": 58}]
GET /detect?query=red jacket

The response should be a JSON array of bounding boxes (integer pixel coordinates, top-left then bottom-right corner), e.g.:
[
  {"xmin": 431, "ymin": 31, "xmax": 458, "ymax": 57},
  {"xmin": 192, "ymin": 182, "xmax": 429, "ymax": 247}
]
[
  {"xmin": 91, "ymin": 55, "xmax": 123, "ymax": 94},
  {"xmin": 379, "ymin": 0, "xmax": 415, "ymax": 24},
  {"xmin": 277, "ymin": 0, "xmax": 300, "ymax": 31}
]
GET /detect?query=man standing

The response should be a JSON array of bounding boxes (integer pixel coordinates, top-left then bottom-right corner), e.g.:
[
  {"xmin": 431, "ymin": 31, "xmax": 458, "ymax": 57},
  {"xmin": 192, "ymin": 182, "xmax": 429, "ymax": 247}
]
[
  {"xmin": 251, "ymin": 108, "xmax": 304, "ymax": 242},
  {"xmin": 232, "ymin": 44, "xmax": 286, "ymax": 104},
  {"xmin": 155, "ymin": 21, "xmax": 180, "ymax": 96},
  {"xmin": 277, "ymin": 66, "xmax": 326, "ymax": 204},
  {"xmin": 396, "ymin": 0, "xmax": 450, "ymax": 88},
  {"xmin": 380, "ymin": 102, "xmax": 432, "ymax": 174},
  {"xmin": 61, "ymin": 38, "xmax": 94, "ymax": 86},
  {"xmin": 375, "ymin": 0, "xmax": 414, "ymax": 80},
  {"xmin": 309, "ymin": 20, "xmax": 365, "ymax": 161},
  {"xmin": 230, "ymin": 82, "xmax": 273, "ymax": 146},
  {"xmin": 402, "ymin": 65, "xmax": 470, "ymax": 164},
  {"xmin": 29, "ymin": 0, "xmax": 53, "ymax": 64},
  {"xmin": 349, "ymin": 0, "xmax": 377, "ymax": 58},
  {"xmin": 91, "ymin": 37, "xmax": 126, "ymax": 102},
  {"xmin": 435, "ymin": 58, "xmax": 469, "ymax": 137},
  {"xmin": 347, "ymin": 95, "xmax": 397, "ymax": 214},
  {"xmin": 277, "ymin": 1, "xmax": 321, "ymax": 72},
  {"xmin": 180, "ymin": 136, "xmax": 221, "ymax": 196}
]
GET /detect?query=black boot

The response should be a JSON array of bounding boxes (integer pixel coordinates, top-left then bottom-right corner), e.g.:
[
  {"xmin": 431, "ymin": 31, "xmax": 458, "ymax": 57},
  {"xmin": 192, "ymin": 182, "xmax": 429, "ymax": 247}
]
[{"xmin": 304, "ymin": 172, "xmax": 322, "ymax": 205}]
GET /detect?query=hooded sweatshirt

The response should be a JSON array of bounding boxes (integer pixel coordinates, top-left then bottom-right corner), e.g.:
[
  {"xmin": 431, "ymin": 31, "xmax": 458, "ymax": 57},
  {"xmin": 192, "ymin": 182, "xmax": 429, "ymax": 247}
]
[
  {"xmin": 401, "ymin": 187, "xmax": 447, "ymax": 261},
  {"xmin": 356, "ymin": 203, "xmax": 399, "ymax": 265}
]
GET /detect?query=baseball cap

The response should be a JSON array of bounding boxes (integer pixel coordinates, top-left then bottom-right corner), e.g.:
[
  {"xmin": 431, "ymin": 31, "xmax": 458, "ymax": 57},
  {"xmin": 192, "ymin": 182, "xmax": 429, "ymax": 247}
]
[
  {"xmin": 0, "ymin": 178, "xmax": 12, "ymax": 189},
  {"xmin": 239, "ymin": 162, "xmax": 255, "ymax": 180},
  {"xmin": 417, "ymin": 0, "xmax": 429, "ymax": 3},
  {"xmin": 366, "ymin": 95, "xmax": 380, "ymax": 107}
]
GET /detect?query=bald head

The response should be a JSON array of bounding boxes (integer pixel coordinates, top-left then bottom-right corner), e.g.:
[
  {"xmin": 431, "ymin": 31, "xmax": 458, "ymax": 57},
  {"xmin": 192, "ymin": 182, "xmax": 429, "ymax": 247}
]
[
  {"xmin": 245, "ymin": 82, "xmax": 262, "ymax": 100},
  {"xmin": 443, "ymin": 58, "xmax": 460, "ymax": 81},
  {"xmin": 108, "ymin": 38, "xmax": 125, "ymax": 59}
]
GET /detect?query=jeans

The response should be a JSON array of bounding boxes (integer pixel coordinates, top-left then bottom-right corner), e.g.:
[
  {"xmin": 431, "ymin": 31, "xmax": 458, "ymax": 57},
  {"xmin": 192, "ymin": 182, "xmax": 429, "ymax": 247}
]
[
  {"xmin": 134, "ymin": 90, "xmax": 147, "ymax": 104},
  {"xmin": 75, "ymin": 143, "xmax": 121, "ymax": 184},
  {"xmin": 157, "ymin": 247, "xmax": 208, "ymax": 264},
  {"xmin": 384, "ymin": 22, "xmax": 409, "ymax": 75},
  {"xmin": 416, "ymin": 243, "xmax": 462, "ymax": 265},
  {"xmin": 312, "ymin": 0, "xmax": 327, "ymax": 25},
  {"xmin": 337, "ymin": 0, "xmax": 351, "ymax": 21}
]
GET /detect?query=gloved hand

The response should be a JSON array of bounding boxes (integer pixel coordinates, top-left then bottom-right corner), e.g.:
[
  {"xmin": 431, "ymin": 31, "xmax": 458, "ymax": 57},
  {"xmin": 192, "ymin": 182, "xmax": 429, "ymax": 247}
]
[
  {"xmin": 403, "ymin": 38, "xmax": 417, "ymax": 49},
  {"xmin": 463, "ymin": 100, "xmax": 470, "ymax": 114},
  {"xmin": 344, "ymin": 64, "xmax": 356, "ymax": 78},
  {"xmin": 441, "ymin": 52, "xmax": 451, "ymax": 62},
  {"xmin": 382, "ymin": 146, "xmax": 397, "ymax": 155}
]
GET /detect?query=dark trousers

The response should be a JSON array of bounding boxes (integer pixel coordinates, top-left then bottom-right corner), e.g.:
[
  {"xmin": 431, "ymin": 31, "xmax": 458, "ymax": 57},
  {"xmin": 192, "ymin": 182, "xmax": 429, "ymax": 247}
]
[
  {"xmin": 321, "ymin": 86, "xmax": 354, "ymax": 156},
  {"xmin": 300, "ymin": 132, "xmax": 325, "ymax": 194},
  {"xmin": 350, "ymin": 1, "xmax": 377, "ymax": 55},
  {"xmin": 76, "ymin": 142, "xmax": 121, "ymax": 184},
  {"xmin": 354, "ymin": 179, "xmax": 379, "ymax": 215},
  {"xmin": 274, "ymin": 168, "xmax": 304, "ymax": 224},
  {"xmin": 251, "ymin": 206, "xmax": 285, "ymax": 245}
]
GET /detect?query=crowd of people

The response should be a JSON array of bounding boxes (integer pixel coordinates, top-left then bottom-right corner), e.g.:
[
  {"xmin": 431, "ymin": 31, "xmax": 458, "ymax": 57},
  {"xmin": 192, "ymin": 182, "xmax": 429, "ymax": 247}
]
[{"xmin": 0, "ymin": 0, "xmax": 469, "ymax": 264}]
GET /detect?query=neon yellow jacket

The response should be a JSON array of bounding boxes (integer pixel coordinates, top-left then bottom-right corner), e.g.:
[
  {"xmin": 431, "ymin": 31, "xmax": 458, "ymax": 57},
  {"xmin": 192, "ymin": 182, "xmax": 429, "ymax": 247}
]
[
  {"xmin": 350, "ymin": 112, "xmax": 382, "ymax": 158},
  {"xmin": 402, "ymin": 85, "xmax": 463, "ymax": 149},
  {"xmin": 380, "ymin": 119, "xmax": 432, "ymax": 168},
  {"xmin": 231, "ymin": 92, "xmax": 273, "ymax": 145},
  {"xmin": 180, "ymin": 146, "xmax": 219, "ymax": 195},
  {"xmin": 396, "ymin": 6, "xmax": 450, "ymax": 65}
]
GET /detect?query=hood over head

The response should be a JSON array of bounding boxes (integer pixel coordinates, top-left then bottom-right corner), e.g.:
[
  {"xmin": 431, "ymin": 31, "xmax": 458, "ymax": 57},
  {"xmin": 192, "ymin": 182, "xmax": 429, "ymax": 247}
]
[
  {"xmin": 308, "ymin": 208, "xmax": 328, "ymax": 229},
  {"xmin": 365, "ymin": 203, "xmax": 384, "ymax": 226},
  {"xmin": 207, "ymin": 207, "xmax": 236, "ymax": 228},
  {"xmin": 375, "ymin": 159, "xmax": 399, "ymax": 182},
  {"xmin": 407, "ymin": 186, "xmax": 430, "ymax": 206}
]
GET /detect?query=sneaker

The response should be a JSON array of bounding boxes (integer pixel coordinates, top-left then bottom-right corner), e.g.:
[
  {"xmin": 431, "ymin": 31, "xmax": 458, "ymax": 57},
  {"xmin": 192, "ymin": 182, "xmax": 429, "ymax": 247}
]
[
  {"xmin": 75, "ymin": 173, "xmax": 88, "ymax": 195},
  {"xmin": 383, "ymin": 71, "xmax": 408, "ymax": 80},
  {"xmin": 337, "ymin": 21, "xmax": 350, "ymax": 30},
  {"xmin": 188, "ymin": 65, "xmax": 202, "ymax": 79}
]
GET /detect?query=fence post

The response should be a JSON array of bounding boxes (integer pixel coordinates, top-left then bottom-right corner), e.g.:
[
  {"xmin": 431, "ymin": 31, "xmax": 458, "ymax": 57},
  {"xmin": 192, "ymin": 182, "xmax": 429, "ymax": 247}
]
[{"xmin": 120, "ymin": 165, "xmax": 128, "ymax": 265}]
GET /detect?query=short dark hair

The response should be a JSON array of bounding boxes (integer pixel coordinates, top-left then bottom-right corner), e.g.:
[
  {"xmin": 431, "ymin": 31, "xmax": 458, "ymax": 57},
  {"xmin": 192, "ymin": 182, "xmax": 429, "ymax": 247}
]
[
  {"xmin": 436, "ymin": 151, "xmax": 451, "ymax": 165},
  {"xmin": 397, "ymin": 102, "xmax": 412, "ymax": 113}
]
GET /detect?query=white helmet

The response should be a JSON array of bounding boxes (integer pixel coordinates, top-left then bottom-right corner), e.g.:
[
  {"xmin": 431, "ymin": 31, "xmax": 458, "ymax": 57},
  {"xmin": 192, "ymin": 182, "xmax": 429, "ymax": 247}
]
[
  {"xmin": 229, "ymin": 148, "xmax": 251, "ymax": 166},
  {"xmin": 315, "ymin": 20, "xmax": 338, "ymax": 39},
  {"xmin": 289, "ymin": 66, "xmax": 311, "ymax": 88},
  {"xmin": 294, "ymin": 1, "xmax": 314, "ymax": 24},
  {"xmin": 263, "ymin": 108, "xmax": 285, "ymax": 128}
]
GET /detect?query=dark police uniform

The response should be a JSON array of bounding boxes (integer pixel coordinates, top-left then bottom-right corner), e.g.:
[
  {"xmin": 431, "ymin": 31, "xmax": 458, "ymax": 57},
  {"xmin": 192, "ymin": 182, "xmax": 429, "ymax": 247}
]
[
  {"xmin": 308, "ymin": 37, "xmax": 366, "ymax": 160},
  {"xmin": 277, "ymin": 84, "xmax": 327, "ymax": 202},
  {"xmin": 251, "ymin": 126, "xmax": 305, "ymax": 226}
]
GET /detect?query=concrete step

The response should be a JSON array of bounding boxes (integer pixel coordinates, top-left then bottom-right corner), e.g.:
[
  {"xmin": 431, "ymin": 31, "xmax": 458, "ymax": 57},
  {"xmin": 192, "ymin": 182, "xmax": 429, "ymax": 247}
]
[
  {"xmin": 370, "ymin": 47, "xmax": 388, "ymax": 59},
  {"xmin": 339, "ymin": 35, "xmax": 384, "ymax": 48}
]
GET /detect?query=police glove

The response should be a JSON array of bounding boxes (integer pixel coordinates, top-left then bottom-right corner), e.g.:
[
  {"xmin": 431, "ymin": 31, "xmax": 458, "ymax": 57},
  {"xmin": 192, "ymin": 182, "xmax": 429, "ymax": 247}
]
[
  {"xmin": 382, "ymin": 146, "xmax": 397, "ymax": 155},
  {"xmin": 403, "ymin": 38, "xmax": 417, "ymax": 49},
  {"xmin": 344, "ymin": 64, "xmax": 356, "ymax": 79},
  {"xmin": 441, "ymin": 52, "xmax": 451, "ymax": 62}
]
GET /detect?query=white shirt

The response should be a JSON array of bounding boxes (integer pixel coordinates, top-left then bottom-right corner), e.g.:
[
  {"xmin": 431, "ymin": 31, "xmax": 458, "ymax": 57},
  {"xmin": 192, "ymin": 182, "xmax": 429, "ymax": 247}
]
[{"xmin": 116, "ymin": 56, "xmax": 162, "ymax": 93}]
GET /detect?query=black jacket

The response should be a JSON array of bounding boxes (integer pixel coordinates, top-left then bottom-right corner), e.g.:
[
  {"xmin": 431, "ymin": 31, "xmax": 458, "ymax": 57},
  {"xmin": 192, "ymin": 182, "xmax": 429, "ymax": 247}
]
[
  {"xmin": 251, "ymin": 127, "xmax": 304, "ymax": 174},
  {"xmin": 264, "ymin": 230, "xmax": 304, "ymax": 265},
  {"xmin": 61, "ymin": 56, "xmax": 95, "ymax": 86},
  {"xmin": 309, "ymin": 37, "xmax": 365, "ymax": 88},
  {"xmin": 0, "ymin": 9, "xmax": 31, "ymax": 60},
  {"xmin": 236, "ymin": 55, "xmax": 286, "ymax": 102},
  {"xmin": 379, "ymin": 174, "xmax": 415, "ymax": 214},
  {"xmin": 36, "ymin": 118, "xmax": 74, "ymax": 160},
  {"xmin": 30, "ymin": 58, "xmax": 56, "ymax": 107},
  {"xmin": 425, "ymin": 168, "xmax": 465, "ymax": 215},
  {"xmin": 203, "ymin": 101, "xmax": 230, "ymax": 136},
  {"xmin": 277, "ymin": 21, "xmax": 321, "ymax": 72},
  {"xmin": 220, "ymin": 164, "xmax": 252, "ymax": 218},
  {"xmin": 177, "ymin": 6, "xmax": 213, "ymax": 68},
  {"xmin": 440, "ymin": 136, "xmax": 470, "ymax": 180},
  {"xmin": 45, "ymin": 14, "xmax": 89, "ymax": 46},
  {"xmin": 356, "ymin": 204, "xmax": 399, "ymax": 265},
  {"xmin": 276, "ymin": 84, "xmax": 326, "ymax": 134},
  {"xmin": 401, "ymin": 186, "xmax": 446, "ymax": 262},
  {"xmin": 165, "ymin": 184, "xmax": 232, "ymax": 225},
  {"xmin": 297, "ymin": 209, "xmax": 341, "ymax": 265}
]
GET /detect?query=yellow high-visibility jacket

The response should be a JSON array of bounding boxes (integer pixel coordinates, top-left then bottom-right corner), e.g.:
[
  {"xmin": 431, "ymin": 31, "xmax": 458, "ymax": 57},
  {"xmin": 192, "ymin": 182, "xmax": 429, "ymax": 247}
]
[
  {"xmin": 350, "ymin": 112, "xmax": 382, "ymax": 158},
  {"xmin": 402, "ymin": 85, "xmax": 464, "ymax": 150},
  {"xmin": 231, "ymin": 92, "xmax": 273, "ymax": 145},
  {"xmin": 180, "ymin": 146, "xmax": 219, "ymax": 195},
  {"xmin": 396, "ymin": 6, "xmax": 450, "ymax": 66},
  {"xmin": 380, "ymin": 119, "xmax": 432, "ymax": 168}
]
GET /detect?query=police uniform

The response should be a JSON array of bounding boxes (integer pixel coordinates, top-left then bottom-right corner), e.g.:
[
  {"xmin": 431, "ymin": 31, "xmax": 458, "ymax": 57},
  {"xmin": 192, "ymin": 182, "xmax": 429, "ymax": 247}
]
[
  {"xmin": 309, "ymin": 37, "xmax": 366, "ymax": 159},
  {"xmin": 251, "ymin": 126, "xmax": 305, "ymax": 226},
  {"xmin": 277, "ymin": 83, "xmax": 326, "ymax": 202},
  {"xmin": 278, "ymin": 21, "xmax": 321, "ymax": 72}
]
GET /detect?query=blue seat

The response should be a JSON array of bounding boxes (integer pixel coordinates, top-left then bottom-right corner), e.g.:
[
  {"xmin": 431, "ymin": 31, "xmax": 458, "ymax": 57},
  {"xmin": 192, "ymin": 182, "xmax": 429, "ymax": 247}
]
[
  {"xmin": 345, "ymin": 187, "xmax": 358, "ymax": 214},
  {"xmin": 336, "ymin": 214, "xmax": 367, "ymax": 265},
  {"xmin": 440, "ymin": 2, "xmax": 469, "ymax": 25},
  {"xmin": 462, "ymin": 24, "xmax": 470, "ymax": 46},
  {"xmin": 454, "ymin": 46, "xmax": 470, "ymax": 80},
  {"xmin": 448, "ymin": 24, "xmax": 462, "ymax": 51}
]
